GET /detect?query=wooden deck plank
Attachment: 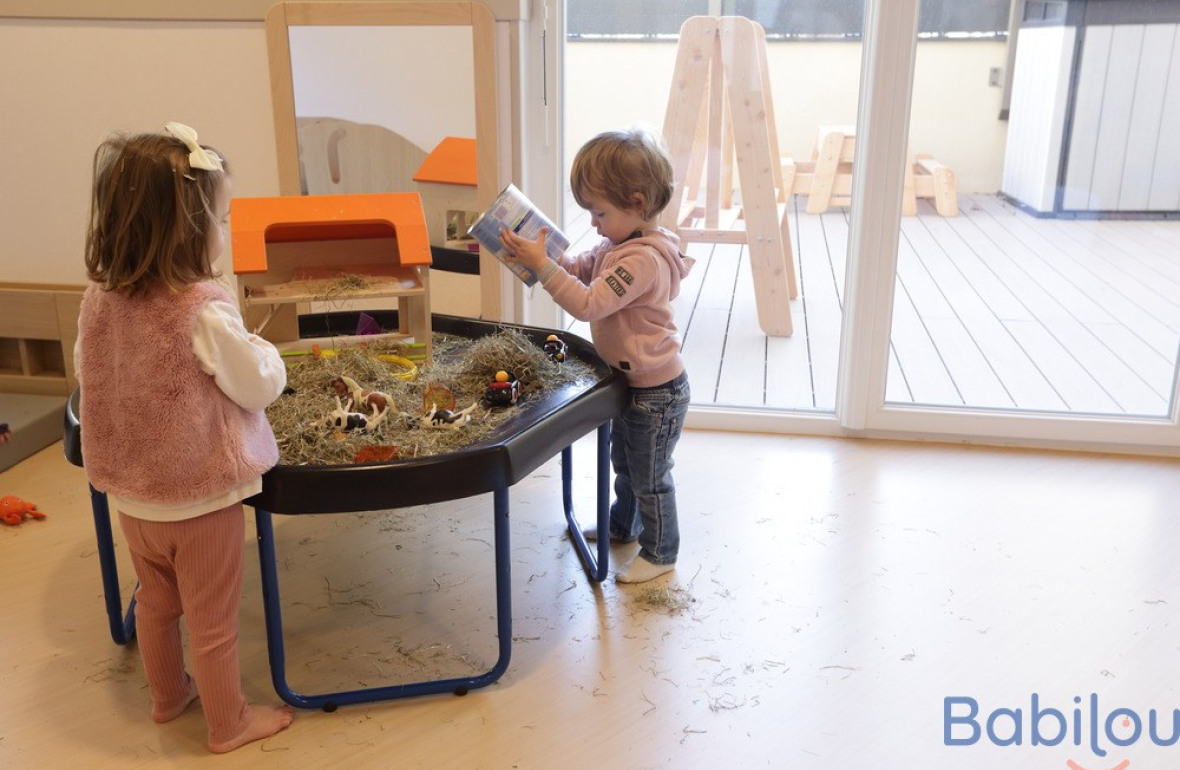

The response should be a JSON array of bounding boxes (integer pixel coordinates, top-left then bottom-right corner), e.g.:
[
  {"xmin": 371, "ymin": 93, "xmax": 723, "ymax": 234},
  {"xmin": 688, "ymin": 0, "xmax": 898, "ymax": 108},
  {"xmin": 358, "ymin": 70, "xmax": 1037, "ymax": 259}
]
[
  {"xmin": 894, "ymin": 216, "xmax": 1012, "ymax": 405},
  {"xmin": 885, "ymin": 347, "xmax": 911, "ymax": 403},
  {"xmin": 907, "ymin": 214, "xmax": 1070, "ymax": 409},
  {"xmin": 1084, "ymin": 322, "xmax": 1175, "ymax": 406},
  {"xmin": 809, "ymin": 210, "xmax": 852, "ymax": 410},
  {"xmin": 555, "ymin": 192, "xmax": 1177, "ymax": 416},
  {"xmin": 1074, "ymin": 218, "xmax": 1180, "ymax": 284},
  {"xmin": 881, "ymin": 211, "xmax": 962, "ymax": 405},
  {"xmin": 674, "ymin": 240, "xmax": 714, "ymax": 347},
  {"xmin": 975, "ymin": 206, "xmax": 1180, "ymax": 362},
  {"xmin": 935, "ymin": 211, "xmax": 1112, "ymax": 326},
  {"xmin": 942, "ymin": 202, "xmax": 1178, "ymax": 416},
  {"xmin": 715, "ymin": 245, "xmax": 770, "ymax": 406},
  {"xmin": 1022, "ymin": 219, "xmax": 1180, "ymax": 328},
  {"xmin": 970, "ymin": 196, "xmax": 1180, "ymax": 347},
  {"xmin": 932, "ymin": 201, "xmax": 1159, "ymax": 413},
  {"xmin": 801, "ymin": 209, "xmax": 848, "ymax": 411},
  {"xmin": 887, "ymin": 276, "xmax": 962, "ymax": 405},
  {"xmin": 681, "ymin": 242, "xmax": 741, "ymax": 402},
  {"xmin": 765, "ymin": 199, "xmax": 828, "ymax": 409},
  {"xmin": 1003, "ymin": 320, "xmax": 1121, "ymax": 413},
  {"xmin": 674, "ymin": 240, "xmax": 717, "ymax": 400}
]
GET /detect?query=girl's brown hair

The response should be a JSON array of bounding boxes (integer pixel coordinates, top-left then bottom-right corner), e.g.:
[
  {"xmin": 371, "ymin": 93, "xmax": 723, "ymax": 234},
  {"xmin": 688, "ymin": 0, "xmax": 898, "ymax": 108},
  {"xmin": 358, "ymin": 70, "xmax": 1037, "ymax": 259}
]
[
  {"xmin": 85, "ymin": 131, "xmax": 229, "ymax": 295},
  {"xmin": 570, "ymin": 126, "xmax": 675, "ymax": 221}
]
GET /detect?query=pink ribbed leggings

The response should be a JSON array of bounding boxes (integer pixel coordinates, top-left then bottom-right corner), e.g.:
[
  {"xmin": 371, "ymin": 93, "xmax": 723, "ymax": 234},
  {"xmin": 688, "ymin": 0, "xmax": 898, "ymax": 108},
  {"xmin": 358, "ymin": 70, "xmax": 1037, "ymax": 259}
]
[{"xmin": 118, "ymin": 504, "xmax": 249, "ymax": 745}]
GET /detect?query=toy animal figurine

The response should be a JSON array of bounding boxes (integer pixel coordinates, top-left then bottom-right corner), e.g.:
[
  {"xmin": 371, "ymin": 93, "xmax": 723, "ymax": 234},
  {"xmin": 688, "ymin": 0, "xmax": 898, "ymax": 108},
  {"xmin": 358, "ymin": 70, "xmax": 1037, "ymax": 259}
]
[
  {"xmin": 353, "ymin": 444, "xmax": 399, "ymax": 463},
  {"xmin": 0, "ymin": 495, "xmax": 46, "ymax": 526},
  {"xmin": 484, "ymin": 370, "xmax": 522, "ymax": 406},
  {"xmin": 542, "ymin": 334, "xmax": 567, "ymax": 363},
  {"xmin": 420, "ymin": 402, "xmax": 478, "ymax": 430},
  {"xmin": 329, "ymin": 375, "xmax": 393, "ymax": 414},
  {"xmin": 327, "ymin": 396, "xmax": 388, "ymax": 434}
]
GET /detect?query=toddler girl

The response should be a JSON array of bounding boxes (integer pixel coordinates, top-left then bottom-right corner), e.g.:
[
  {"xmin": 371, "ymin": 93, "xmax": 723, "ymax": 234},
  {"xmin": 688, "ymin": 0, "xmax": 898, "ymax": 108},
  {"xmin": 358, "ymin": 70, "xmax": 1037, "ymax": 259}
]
[{"xmin": 76, "ymin": 123, "xmax": 293, "ymax": 752}]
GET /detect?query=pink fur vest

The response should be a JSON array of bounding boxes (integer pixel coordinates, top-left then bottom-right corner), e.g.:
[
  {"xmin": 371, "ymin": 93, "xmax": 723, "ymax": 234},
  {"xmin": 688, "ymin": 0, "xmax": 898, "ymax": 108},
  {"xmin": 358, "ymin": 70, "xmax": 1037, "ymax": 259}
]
[{"xmin": 78, "ymin": 281, "xmax": 279, "ymax": 505}]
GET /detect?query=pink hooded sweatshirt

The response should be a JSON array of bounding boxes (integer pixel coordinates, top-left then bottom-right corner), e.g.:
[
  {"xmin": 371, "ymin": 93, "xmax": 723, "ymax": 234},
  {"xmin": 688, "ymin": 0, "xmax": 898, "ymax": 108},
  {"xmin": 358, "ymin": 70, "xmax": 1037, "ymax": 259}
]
[{"xmin": 541, "ymin": 227, "xmax": 693, "ymax": 387}]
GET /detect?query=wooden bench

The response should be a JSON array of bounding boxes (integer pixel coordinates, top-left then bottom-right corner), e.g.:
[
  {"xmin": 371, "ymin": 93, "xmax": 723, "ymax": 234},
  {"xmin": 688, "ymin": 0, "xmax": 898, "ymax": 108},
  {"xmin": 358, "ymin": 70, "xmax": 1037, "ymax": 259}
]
[{"xmin": 782, "ymin": 125, "xmax": 959, "ymax": 217}]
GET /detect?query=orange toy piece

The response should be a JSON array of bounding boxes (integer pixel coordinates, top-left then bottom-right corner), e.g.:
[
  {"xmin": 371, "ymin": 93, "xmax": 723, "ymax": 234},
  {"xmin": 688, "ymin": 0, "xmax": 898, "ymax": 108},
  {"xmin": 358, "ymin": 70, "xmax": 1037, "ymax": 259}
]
[
  {"xmin": 0, "ymin": 495, "xmax": 46, "ymax": 525},
  {"xmin": 413, "ymin": 137, "xmax": 477, "ymax": 187}
]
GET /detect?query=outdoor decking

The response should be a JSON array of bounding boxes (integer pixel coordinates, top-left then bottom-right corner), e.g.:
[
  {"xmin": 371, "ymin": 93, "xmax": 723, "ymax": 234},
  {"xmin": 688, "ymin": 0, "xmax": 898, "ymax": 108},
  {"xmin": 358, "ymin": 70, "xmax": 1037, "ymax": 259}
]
[{"xmin": 563, "ymin": 193, "xmax": 1180, "ymax": 417}]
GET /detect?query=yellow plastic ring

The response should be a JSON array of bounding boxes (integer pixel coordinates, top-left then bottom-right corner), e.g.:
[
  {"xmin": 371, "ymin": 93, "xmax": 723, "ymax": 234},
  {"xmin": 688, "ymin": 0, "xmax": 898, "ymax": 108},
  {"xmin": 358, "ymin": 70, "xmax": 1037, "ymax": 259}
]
[{"xmin": 375, "ymin": 353, "xmax": 419, "ymax": 381}]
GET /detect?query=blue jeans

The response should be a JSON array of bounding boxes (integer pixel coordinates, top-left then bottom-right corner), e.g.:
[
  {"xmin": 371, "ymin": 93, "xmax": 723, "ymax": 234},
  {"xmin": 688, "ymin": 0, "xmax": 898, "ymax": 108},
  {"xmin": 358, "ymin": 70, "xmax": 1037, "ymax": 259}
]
[{"xmin": 608, "ymin": 371, "xmax": 690, "ymax": 565}]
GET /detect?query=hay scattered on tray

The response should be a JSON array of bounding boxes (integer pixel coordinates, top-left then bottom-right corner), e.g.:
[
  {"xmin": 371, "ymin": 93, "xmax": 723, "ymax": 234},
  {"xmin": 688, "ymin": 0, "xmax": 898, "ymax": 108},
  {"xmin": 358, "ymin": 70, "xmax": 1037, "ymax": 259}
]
[{"xmin": 267, "ymin": 327, "xmax": 595, "ymax": 466}]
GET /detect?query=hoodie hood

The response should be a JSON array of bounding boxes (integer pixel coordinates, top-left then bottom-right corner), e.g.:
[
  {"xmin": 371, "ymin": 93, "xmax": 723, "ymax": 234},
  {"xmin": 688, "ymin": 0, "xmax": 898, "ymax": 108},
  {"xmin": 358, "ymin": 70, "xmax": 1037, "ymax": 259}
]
[{"xmin": 627, "ymin": 227, "xmax": 694, "ymax": 300}]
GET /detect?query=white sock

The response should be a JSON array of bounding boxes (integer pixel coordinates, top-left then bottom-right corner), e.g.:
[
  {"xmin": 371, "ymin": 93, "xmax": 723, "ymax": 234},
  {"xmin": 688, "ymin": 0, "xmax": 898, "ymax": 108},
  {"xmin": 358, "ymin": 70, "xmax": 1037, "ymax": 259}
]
[
  {"xmin": 616, "ymin": 556, "xmax": 675, "ymax": 584},
  {"xmin": 582, "ymin": 526, "xmax": 635, "ymax": 544}
]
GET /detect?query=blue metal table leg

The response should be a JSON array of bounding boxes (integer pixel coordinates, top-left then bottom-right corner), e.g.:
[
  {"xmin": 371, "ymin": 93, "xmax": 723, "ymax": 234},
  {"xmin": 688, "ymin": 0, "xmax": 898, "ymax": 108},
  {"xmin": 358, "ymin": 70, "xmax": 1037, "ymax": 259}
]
[
  {"xmin": 563, "ymin": 421, "xmax": 611, "ymax": 582},
  {"xmin": 254, "ymin": 491, "xmax": 513, "ymax": 709},
  {"xmin": 89, "ymin": 485, "xmax": 137, "ymax": 645}
]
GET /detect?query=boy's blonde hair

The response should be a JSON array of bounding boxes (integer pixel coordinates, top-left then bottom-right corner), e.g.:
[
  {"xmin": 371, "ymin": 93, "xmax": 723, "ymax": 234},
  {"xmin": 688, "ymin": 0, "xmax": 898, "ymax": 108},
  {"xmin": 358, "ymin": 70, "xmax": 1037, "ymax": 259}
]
[
  {"xmin": 85, "ymin": 131, "xmax": 229, "ymax": 295},
  {"xmin": 570, "ymin": 126, "xmax": 675, "ymax": 221}
]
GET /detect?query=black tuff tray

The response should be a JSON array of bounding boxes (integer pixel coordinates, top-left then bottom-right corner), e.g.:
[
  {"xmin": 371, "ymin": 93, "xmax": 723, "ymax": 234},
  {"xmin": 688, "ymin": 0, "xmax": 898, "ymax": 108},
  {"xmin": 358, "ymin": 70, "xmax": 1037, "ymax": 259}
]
[{"xmin": 64, "ymin": 315, "xmax": 626, "ymax": 514}]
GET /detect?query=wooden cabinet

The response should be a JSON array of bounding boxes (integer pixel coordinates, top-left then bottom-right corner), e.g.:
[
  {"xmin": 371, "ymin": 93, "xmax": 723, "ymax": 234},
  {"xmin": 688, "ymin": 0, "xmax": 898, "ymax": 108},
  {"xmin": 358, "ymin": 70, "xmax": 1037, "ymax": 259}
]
[{"xmin": 0, "ymin": 283, "xmax": 84, "ymax": 395}]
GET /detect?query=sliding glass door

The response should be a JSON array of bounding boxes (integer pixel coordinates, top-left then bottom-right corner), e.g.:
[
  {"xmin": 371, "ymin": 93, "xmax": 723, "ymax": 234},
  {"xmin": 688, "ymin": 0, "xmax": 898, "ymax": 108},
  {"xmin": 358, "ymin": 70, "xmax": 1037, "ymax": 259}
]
[{"xmin": 545, "ymin": 0, "xmax": 1180, "ymax": 452}]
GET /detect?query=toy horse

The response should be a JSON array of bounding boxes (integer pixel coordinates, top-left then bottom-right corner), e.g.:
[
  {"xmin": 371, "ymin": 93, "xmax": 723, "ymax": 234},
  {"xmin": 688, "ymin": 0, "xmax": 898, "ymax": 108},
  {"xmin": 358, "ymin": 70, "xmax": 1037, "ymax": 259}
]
[{"xmin": 329, "ymin": 375, "xmax": 393, "ymax": 415}]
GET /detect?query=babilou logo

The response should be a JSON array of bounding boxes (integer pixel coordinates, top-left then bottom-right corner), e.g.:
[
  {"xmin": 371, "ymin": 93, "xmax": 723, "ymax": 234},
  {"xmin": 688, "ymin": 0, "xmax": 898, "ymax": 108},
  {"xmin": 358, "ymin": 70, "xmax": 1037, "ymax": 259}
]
[{"xmin": 944, "ymin": 693, "xmax": 1180, "ymax": 768}]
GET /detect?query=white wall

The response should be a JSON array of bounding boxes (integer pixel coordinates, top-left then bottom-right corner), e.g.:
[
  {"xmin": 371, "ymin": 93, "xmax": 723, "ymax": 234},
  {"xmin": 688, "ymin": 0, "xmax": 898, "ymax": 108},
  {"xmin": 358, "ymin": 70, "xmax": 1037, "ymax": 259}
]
[
  {"xmin": 0, "ymin": 19, "xmax": 279, "ymax": 286},
  {"xmin": 0, "ymin": 19, "xmax": 1010, "ymax": 293},
  {"xmin": 565, "ymin": 40, "xmax": 1010, "ymax": 195}
]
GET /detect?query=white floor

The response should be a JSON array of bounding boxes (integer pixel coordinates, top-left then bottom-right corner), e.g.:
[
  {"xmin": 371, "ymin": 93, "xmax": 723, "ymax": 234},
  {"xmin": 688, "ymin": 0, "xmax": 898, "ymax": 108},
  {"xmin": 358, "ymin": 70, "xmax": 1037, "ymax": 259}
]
[{"xmin": 3, "ymin": 432, "xmax": 1180, "ymax": 768}]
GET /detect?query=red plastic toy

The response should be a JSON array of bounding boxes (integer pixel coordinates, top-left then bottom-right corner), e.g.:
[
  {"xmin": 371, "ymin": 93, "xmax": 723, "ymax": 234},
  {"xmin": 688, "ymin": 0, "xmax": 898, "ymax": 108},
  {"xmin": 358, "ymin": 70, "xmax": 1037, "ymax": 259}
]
[{"xmin": 0, "ymin": 496, "xmax": 46, "ymax": 525}]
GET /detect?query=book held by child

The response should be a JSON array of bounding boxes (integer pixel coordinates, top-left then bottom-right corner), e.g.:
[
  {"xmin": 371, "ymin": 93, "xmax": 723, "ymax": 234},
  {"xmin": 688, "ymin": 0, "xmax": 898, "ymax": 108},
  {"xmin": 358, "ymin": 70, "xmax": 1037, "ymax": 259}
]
[{"xmin": 467, "ymin": 183, "xmax": 569, "ymax": 286}]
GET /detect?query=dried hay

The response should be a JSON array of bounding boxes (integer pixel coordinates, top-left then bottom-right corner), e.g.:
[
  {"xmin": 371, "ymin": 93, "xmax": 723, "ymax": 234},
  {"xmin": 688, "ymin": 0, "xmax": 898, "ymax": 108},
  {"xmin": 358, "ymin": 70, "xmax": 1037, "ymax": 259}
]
[
  {"xmin": 267, "ymin": 328, "xmax": 595, "ymax": 466},
  {"xmin": 634, "ymin": 585, "xmax": 694, "ymax": 615}
]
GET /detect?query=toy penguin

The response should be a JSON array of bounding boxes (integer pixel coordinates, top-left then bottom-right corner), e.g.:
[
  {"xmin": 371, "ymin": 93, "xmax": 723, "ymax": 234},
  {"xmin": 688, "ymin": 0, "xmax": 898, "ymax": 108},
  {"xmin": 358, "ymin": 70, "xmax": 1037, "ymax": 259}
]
[
  {"xmin": 484, "ymin": 370, "xmax": 522, "ymax": 406},
  {"xmin": 542, "ymin": 334, "xmax": 567, "ymax": 363}
]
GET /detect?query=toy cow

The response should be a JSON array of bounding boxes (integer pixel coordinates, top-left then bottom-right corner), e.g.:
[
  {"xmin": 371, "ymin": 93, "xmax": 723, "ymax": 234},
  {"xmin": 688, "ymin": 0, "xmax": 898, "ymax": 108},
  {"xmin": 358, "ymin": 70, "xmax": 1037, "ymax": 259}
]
[
  {"xmin": 421, "ymin": 402, "xmax": 478, "ymax": 430},
  {"xmin": 327, "ymin": 396, "xmax": 388, "ymax": 433}
]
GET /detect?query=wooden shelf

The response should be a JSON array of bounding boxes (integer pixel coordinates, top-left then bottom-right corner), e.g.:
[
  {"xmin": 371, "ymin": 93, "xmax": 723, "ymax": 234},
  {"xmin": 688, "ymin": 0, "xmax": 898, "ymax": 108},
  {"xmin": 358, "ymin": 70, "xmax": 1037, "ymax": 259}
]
[
  {"xmin": 244, "ymin": 264, "xmax": 424, "ymax": 306},
  {"xmin": 0, "ymin": 284, "xmax": 83, "ymax": 395}
]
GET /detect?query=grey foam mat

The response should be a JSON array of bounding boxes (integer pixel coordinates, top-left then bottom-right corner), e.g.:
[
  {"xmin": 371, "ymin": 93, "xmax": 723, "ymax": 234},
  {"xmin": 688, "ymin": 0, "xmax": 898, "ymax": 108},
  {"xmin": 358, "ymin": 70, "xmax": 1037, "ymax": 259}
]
[{"xmin": 0, "ymin": 393, "xmax": 68, "ymax": 473}]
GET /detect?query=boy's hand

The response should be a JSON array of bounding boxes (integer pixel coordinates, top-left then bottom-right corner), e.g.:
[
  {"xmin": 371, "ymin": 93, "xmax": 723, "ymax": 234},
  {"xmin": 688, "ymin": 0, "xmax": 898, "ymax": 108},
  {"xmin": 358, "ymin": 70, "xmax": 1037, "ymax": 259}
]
[{"xmin": 499, "ymin": 227, "xmax": 550, "ymax": 273}]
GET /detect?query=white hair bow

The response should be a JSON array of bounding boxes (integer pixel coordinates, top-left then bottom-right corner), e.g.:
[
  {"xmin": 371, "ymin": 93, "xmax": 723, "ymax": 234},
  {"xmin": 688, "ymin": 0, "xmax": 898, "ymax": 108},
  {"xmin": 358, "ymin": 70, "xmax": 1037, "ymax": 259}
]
[{"xmin": 163, "ymin": 121, "xmax": 224, "ymax": 172}]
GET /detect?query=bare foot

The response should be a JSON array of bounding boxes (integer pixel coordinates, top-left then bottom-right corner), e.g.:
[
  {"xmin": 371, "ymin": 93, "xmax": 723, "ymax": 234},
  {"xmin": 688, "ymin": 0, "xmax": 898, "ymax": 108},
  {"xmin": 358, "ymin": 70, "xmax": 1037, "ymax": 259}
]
[
  {"xmin": 152, "ymin": 674, "xmax": 199, "ymax": 723},
  {"xmin": 208, "ymin": 704, "xmax": 294, "ymax": 754}
]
